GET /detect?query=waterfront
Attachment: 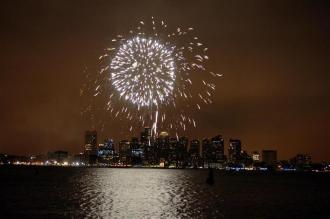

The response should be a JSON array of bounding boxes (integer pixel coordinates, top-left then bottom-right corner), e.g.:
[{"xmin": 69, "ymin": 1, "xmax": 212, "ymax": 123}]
[{"xmin": 1, "ymin": 166, "xmax": 330, "ymax": 218}]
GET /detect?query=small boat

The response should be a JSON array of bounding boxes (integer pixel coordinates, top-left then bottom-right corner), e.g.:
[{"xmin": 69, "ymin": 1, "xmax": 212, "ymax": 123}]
[{"xmin": 206, "ymin": 168, "xmax": 214, "ymax": 185}]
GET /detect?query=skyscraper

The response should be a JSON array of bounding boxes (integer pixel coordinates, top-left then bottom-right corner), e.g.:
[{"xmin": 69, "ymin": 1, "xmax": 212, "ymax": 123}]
[
  {"xmin": 228, "ymin": 139, "xmax": 242, "ymax": 163},
  {"xmin": 84, "ymin": 130, "xmax": 98, "ymax": 164},
  {"xmin": 154, "ymin": 132, "xmax": 170, "ymax": 166},
  {"xmin": 190, "ymin": 139, "xmax": 200, "ymax": 155},
  {"xmin": 97, "ymin": 138, "xmax": 115, "ymax": 164},
  {"xmin": 168, "ymin": 137, "xmax": 178, "ymax": 167},
  {"xmin": 202, "ymin": 138, "xmax": 212, "ymax": 161},
  {"xmin": 176, "ymin": 137, "xmax": 189, "ymax": 168},
  {"xmin": 104, "ymin": 138, "xmax": 115, "ymax": 150},
  {"xmin": 119, "ymin": 140, "xmax": 131, "ymax": 165},
  {"xmin": 130, "ymin": 137, "xmax": 143, "ymax": 165},
  {"xmin": 140, "ymin": 127, "xmax": 151, "ymax": 145},
  {"xmin": 85, "ymin": 130, "xmax": 97, "ymax": 146},
  {"xmin": 140, "ymin": 127, "xmax": 153, "ymax": 165},
  {"xmin": 211, "ymin": 135, "xmax": 225, "ymax": 162},
  {"xmin": 290, "ymin": 154, "xmax": 312, "ymax": 171},
  {"xmin": 189, "ymin": 139, "xmax": 201, "ymax": 167},
  {"xmin": 202, "ymin": 135, "xmax": 225, "ymax": 168}
]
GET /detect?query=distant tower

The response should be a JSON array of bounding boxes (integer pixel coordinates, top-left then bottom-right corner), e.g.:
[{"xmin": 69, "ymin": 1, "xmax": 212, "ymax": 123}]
[
  {"xmin": 190, "ymin": 139, "xmax": 200, "ymax": 155},
  {"xmin": 202, "ymin": 138, "xmax": 211, "ymax": 160},
  {"xmin": 97, "ymin": 138, "xmax": 115, "ymax": 165},
  {"xmin": 119, "ymin": 140, "xmax": 131, "ymax": 164},
  {"xmin": 228, "ymin": 139, "xmax": 241, "ymax": 163},
  {"xmin": 189, "ymin": 139, "xmax": 201, "ymax": 167},
  {"xmin": 84, "ymin": 130, "xmax": 97, "ymax": 152},
  {"xmin": 104, "ymin": 138, "xmax": 115, "ymax": 150},
  {"xmin": 84, "ymin": 130, "xmax": 97, "ymax": 164},
  {"xmin": 140, "ymin": 127, "xmax": 152, "ymax": 146},
  {"xmin": 179, "ymin": 137, "xmax": 189, "ymax": 151},
  {"xmin": 211, "ymin": 135, "xmax": 225, "ymax": 162}
]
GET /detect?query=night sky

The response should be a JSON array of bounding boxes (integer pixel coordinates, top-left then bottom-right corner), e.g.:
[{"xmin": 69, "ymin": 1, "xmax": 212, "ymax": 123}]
[{"xmin": 1, "ymin": 0, "xmax": 329, "ymax": 161}]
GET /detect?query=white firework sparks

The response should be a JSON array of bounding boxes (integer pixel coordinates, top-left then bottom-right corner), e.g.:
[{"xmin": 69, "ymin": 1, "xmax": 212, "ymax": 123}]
[
  {"xmin": 110, "ymin": 36, "xmax": 175, "ymax": 107},
  {"xmin": 82, "ymin": 17, "xmax": 221, "ymax": 137}
]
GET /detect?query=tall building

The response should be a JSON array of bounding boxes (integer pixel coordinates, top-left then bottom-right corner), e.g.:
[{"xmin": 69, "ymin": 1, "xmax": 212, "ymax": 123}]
[
  {"xmin": 202, "ymin": 135, "xmax": 225, "ymax": 168},
  {"xmin": 176, "ymin": 137, "xmax": 189, "ymax": 167},
  {"xmin": 228, "ymin": 139, "xmax": 242, "ymax": 163},
  {"xmin": 168, "ymin": 137, "xmax": 178, "ymax": 166},
  {"xmin": 179, "ymin": 137, "xmax": 189, "ymax": 151},
  {"xmin": 262, "ymin": 150, "xmax": 277, "ymax": 165},
  {"xmin": 140, "ymin": 127, "xmax": 153, "ymax": 165},
  {"xmin": 240, "ymin": 150, "xmax": 253, "ymax": 166},
  {"xmin": 130, "ymin": 137, "xmax": 143, "ymax": 165},
  {"xmin": 84, "ymin": 130, "xmax": 97, "ymax": 152},
  {"xmin": 140, "ymin": 127, "xmax": 151, "ymax": 145},
  {"xmin": 84, "ymin": 130, "xmax": 98, "ymax": 164},
  {"xmin": 130, "ymin": 137, "xmax": 140, "ymax": 150},
  {"xmin": 211, "ymin": 135, "xmax": 225, "ymax": 162},
  {"xmin": 155, "ymin": 132, "xmax": 170, "ymax": 166},
  {"xmin": 104, "ymin": 138, "xmax": 115, "ymax": 150},
  {"xmin": 119, "ymin": 140, "xmax": 131, "ymax": 165},
  {"xmin": 97, "ymin": 138, "xmax": 116, "ymax": 164},
  {"xmin": 202, "ymin": 138, "xmax": 212, "ymax": 162},
  {"xmin": 290, "ymin": 154, "xmax": 312, "ymax": 170},
  {"xmin": 190, "ymin": 139, "xmax": 200, "ymax": 155},
  {"xmin": 189, "ymin": 139, "xmax": 201, "ymax": 167}
]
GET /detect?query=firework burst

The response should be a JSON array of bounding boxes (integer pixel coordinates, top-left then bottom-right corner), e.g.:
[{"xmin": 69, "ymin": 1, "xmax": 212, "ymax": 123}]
[
  {"xmin": 82, "ymin": 17, "xmax": 222, "ymax": 137},
  {"xmin": 110, "ymin": 36, "xmax": 175, "ymax": 108}
]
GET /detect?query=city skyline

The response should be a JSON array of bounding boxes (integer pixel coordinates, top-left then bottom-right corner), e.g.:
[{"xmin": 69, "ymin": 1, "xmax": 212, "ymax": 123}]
[
  {"xmin": 0, "ymin": 126, "xmax": 324, "ymax": 162},
  {"xmin": 0, "ymin": 128, "xmax": 315, "ymax": 164},
  {"xmin": 1, "ymin": 1, "xmax": 330, "ymax": 162},
  {"xmin": 2, "ymin": 128, "xmax": 321, "ymax": 172}
]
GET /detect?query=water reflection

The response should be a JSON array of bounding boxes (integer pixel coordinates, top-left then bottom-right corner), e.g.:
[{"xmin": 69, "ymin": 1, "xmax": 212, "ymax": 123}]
[
  {"xmin": 74, "ymin": 169, "xmax": 222, "ymax": 218},
  {"xmin": 2, "ymin": 167, "xmax": 328, "ymax": 218}
]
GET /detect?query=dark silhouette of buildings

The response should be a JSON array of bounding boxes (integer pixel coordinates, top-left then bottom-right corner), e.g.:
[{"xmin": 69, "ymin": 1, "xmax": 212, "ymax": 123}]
[
  {"xmin": 47, "ymin": 151, "xmax": 69, "ymax": 164},
  {"xmin": 119, "ymin": 140, "xmax": 130, "ymax": 165},
  {"xmin": 262, "ymin": 150, "xmax": 277, "ymax": 165},
  {"xmin": 47, "ymin": 128, "xmax": 322, "ymax": 171},
  {"xmin": 228, "ymin": 139, "xmax": 242, "ymax": 163},
  {"xmin": 189, "ymin": 139, "xmax": 201, "ymax": 168},
  {"xmin": 290, "ymin": 154, "xmax": 312, "ymax": 171},
  {"xmin": 130, "ymin": 137, "xmax": 143, "ymax": 165},
  {"xmin": 202, "ymin": 135, "xmax": 225, "ymax": 168},
  {"xmin": 84, "ymin": 130, "xmax": 98, "ymax": 164},
  {"xmin": 2, "ymin": 130, "xmax": 324, "ymax": 171}
]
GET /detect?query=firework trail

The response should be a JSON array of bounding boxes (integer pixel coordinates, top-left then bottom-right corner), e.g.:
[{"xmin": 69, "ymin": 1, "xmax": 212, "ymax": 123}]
[{"xmin": 81, "ymin": 17, "xmax": 222, "ymax": 137}]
